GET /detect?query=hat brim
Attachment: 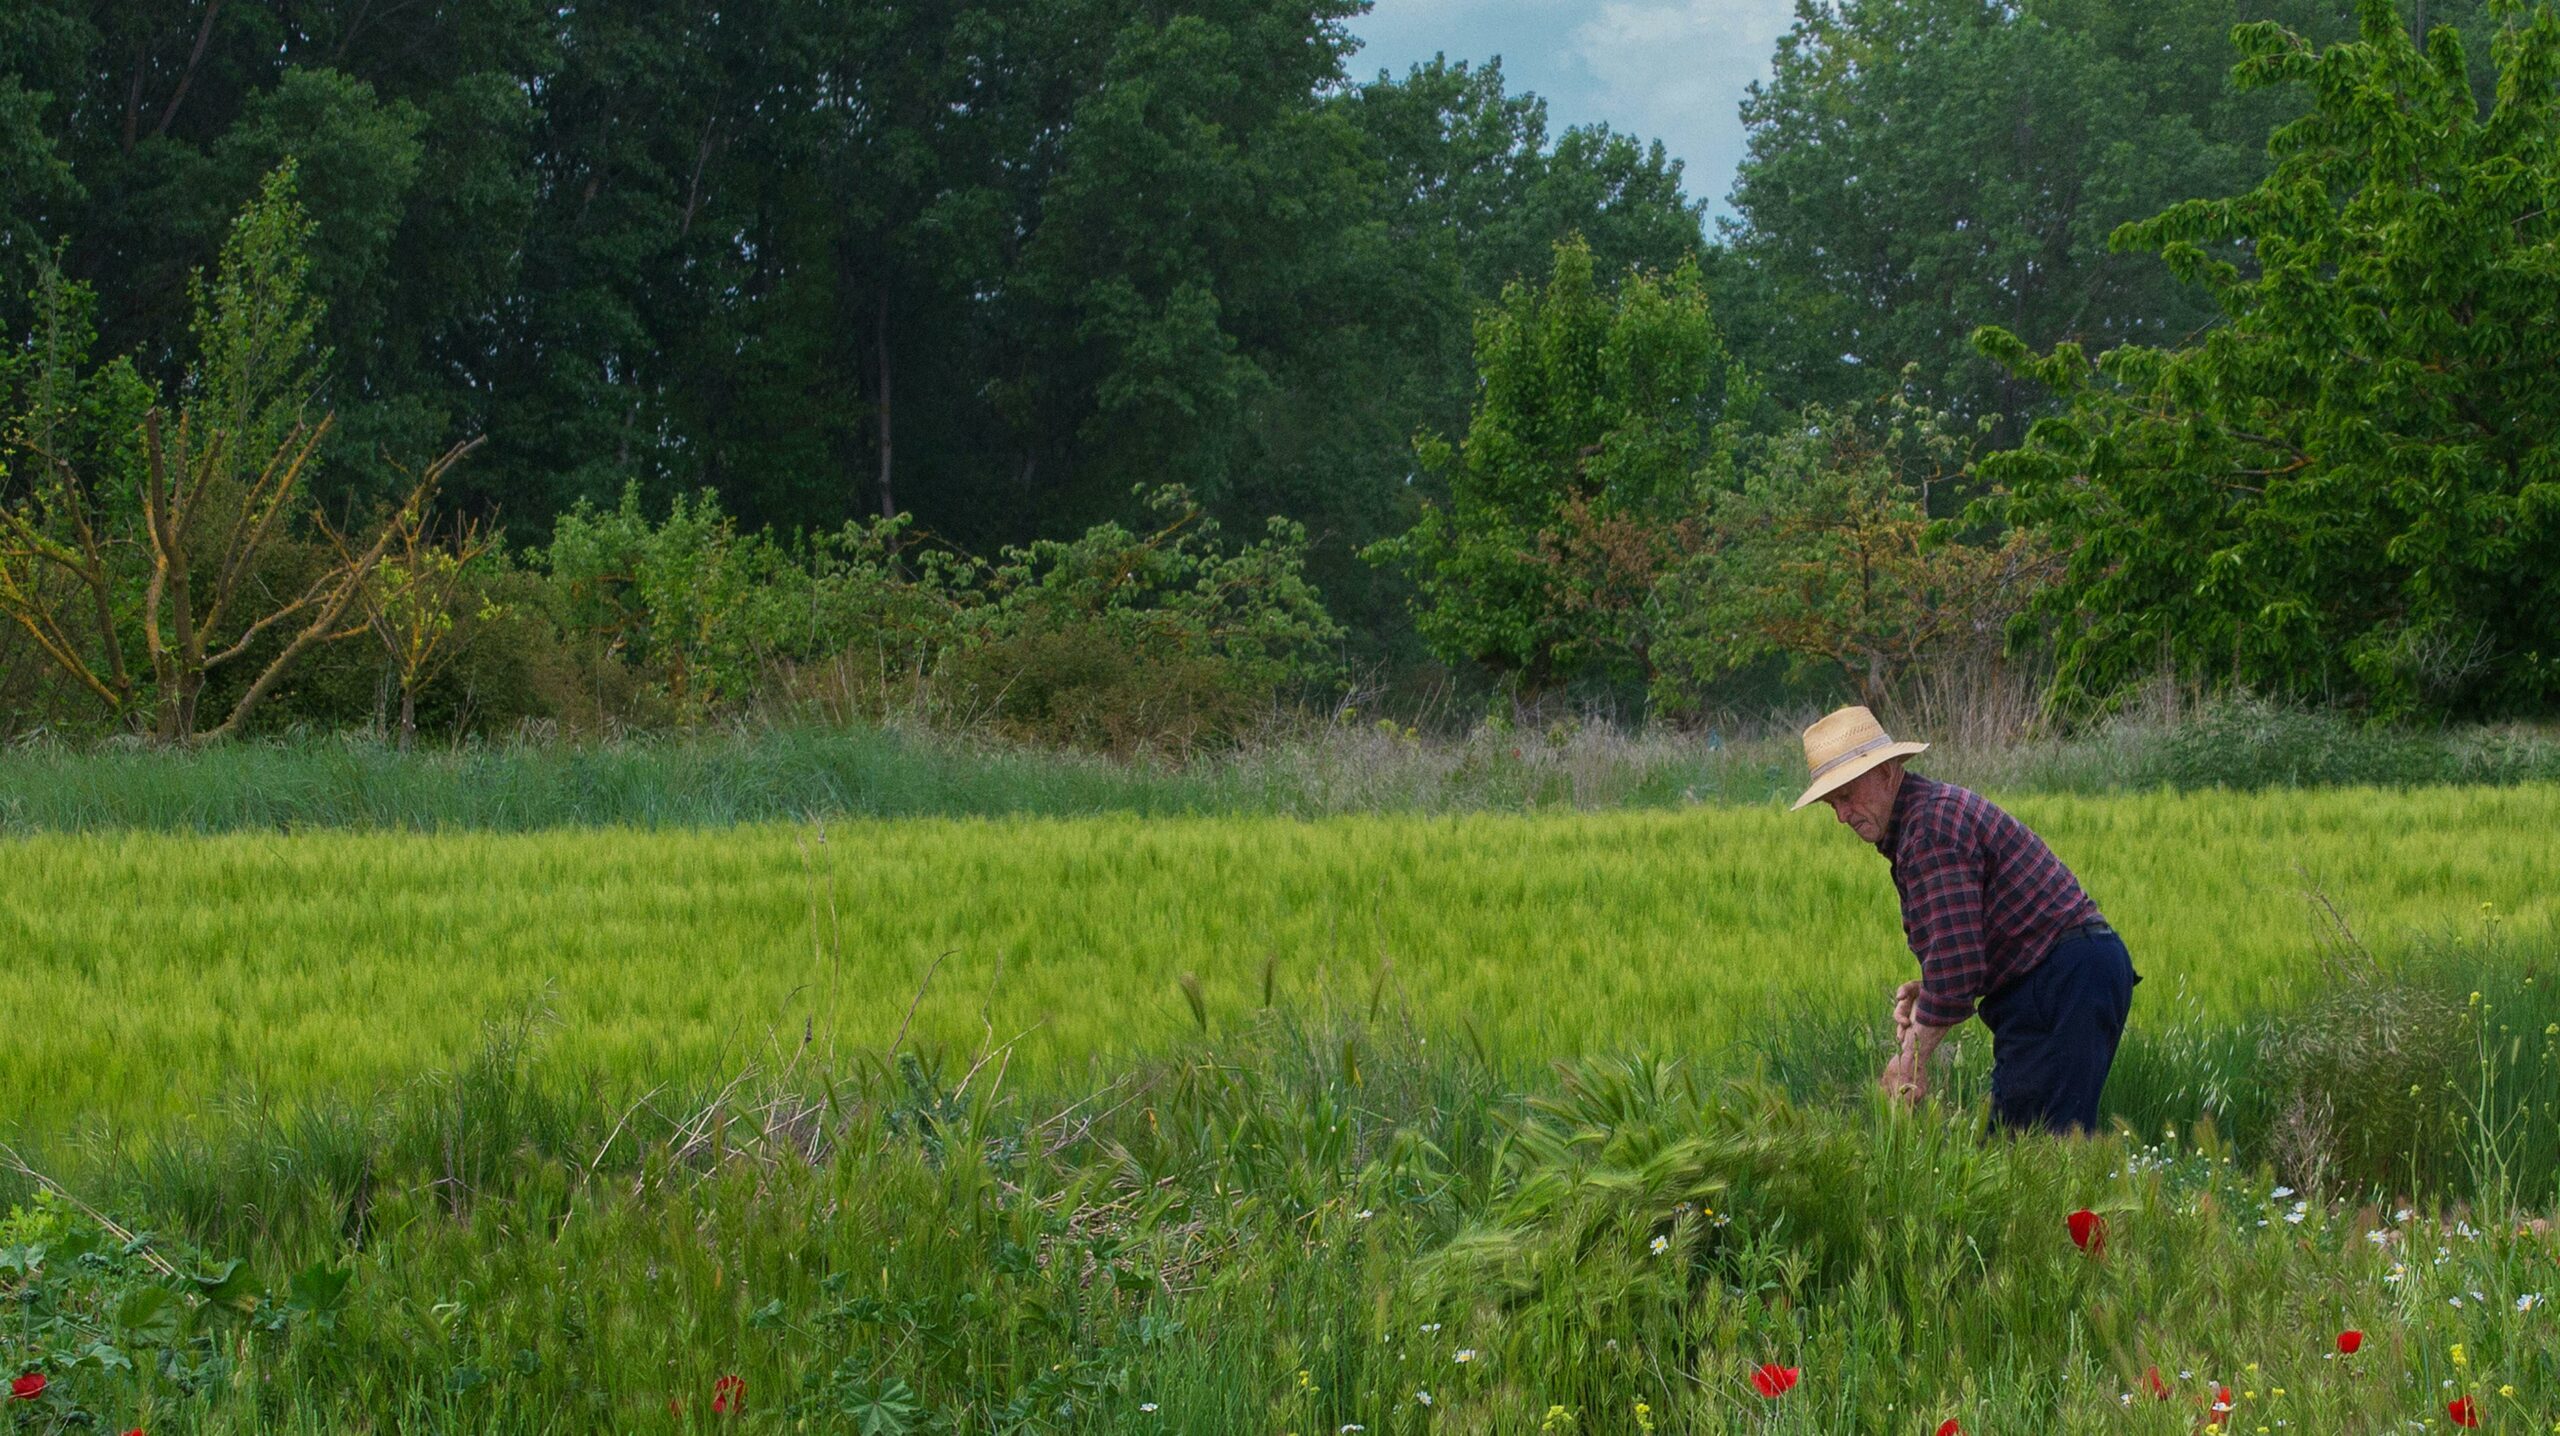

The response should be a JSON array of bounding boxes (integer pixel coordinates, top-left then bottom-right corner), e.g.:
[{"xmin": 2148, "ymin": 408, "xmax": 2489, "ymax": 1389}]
[{"xmin": 1790, "ymin": 740, "xmax": 1929, "ymax": 811}]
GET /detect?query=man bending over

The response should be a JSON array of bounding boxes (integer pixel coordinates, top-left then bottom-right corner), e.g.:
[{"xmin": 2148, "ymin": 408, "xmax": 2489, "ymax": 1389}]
[{"xmin": 1793, "ymin": 706, "xmax": 2139, "ymax": 1134}]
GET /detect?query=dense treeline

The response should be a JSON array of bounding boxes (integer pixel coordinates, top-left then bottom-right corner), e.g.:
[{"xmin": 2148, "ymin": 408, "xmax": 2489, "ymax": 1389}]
[
  {"xmin": 2, "ymin": 0, "xmax": 2555, "ymax": 743},
  {"xmin": 0, "ymin": 0, "xmax": 1703, "ymax": 657}
]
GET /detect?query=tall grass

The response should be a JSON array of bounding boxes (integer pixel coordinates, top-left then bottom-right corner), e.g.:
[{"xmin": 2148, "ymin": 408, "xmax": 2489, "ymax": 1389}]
[
  {"xmin": 4, "ymin": 704, "xmax": 2556, "ymax": 834},
  {"xmin": 0, "ymin": 723, "xmax": 1797, "ymax": 833},
  {"xmin": 3, "ymin": 1003, "xmax": 2554, "ymax": 1435},
  {"xmin": 4, "ymin": 790, "xmax": 2555, "ymax": 1133}
]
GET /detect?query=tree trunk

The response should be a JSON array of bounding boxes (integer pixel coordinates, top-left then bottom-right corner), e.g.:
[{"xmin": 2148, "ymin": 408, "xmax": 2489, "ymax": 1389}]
[
  {"xmin": 875, "ymin": 288, "xmax": 895, "ymax": 520},
  {"xmin": 398, "ymin": 685, "xmax": 417, "ymax": 751}
]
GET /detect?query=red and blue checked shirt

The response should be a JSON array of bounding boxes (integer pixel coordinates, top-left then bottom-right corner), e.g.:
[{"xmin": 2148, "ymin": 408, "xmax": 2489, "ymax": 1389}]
[{"xmin": 1880, "ymin": 775, "xmax": 2102, "ymax": 1028}]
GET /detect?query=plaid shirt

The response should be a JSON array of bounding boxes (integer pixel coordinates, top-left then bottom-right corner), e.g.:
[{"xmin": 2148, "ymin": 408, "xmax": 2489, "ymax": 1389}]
[{"xmin": 1880, "ymin": 775, "xmax": 2101, "ymax": 1028}]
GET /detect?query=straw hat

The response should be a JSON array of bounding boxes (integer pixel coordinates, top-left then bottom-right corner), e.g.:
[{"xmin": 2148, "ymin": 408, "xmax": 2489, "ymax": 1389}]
[{"xmin": 1790, "ymin": 706, "xmax": 1929, "ymax": 811}]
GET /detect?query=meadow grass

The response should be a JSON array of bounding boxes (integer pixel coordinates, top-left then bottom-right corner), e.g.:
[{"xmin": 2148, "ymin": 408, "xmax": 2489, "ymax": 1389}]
[
  {"xmin": 3, "ymin": 1013, "xmax": 2556, "ymax": 1434},
  {"xmin": 4, "ymin": 786, "xmax": 2555, "ymax": 1135},
  {"xmin": 0, "ymin": 723, "xmax": 1789, "ymax": 833},
  {"xmin": 3, "ymin": 708, "xmax": 2556, "ymax": 835},
  {"xmin": 5, "ymin": 785, "xmax": 2559, "ymax": 1432}
]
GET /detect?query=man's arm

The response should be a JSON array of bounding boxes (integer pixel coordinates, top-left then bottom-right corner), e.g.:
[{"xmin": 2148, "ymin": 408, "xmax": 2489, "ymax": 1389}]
[
  {"xmin": 1898, "ymin": 810, "xmax": 1992, "ymax": 1030},
  {"xmin": 1881, "ymin": 806, "xmax": 1988, "ymax": 1101}
]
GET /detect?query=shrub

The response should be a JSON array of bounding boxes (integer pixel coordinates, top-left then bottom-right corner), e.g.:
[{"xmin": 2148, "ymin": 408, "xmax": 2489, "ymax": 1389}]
[{"xmin": 942, "ymin": 488, "xmax": 1342, "ymax": 755}]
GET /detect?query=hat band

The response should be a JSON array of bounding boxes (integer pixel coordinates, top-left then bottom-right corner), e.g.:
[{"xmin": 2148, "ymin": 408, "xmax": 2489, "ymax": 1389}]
[{"xmin": 1807, "ymin": 732, "xmax": 1896, "ymax": 782}]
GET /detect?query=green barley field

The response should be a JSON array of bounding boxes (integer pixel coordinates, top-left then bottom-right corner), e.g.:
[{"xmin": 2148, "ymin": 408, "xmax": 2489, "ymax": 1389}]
[
  {"xmin": 5, "ymin": 786, "xmax": 2555, "ymax": 1132},
  {"xmin": 6, "ymin": 780, "xmax": 2560, "ymax": 1434}
]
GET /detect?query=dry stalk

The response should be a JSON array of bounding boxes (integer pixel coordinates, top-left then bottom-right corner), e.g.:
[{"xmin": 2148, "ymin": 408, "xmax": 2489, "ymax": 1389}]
[{"xmin": 0, "ymin": 1140, "xmax": 180, "ymax": 1279}]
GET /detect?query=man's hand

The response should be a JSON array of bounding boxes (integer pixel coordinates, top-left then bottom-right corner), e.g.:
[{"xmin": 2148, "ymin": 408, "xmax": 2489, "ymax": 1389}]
[
  {"xmin": 1890, "ymin": 979, "xmax": 1923, "ymax": 1037},
  {"xmin": 1879, "ymin": 1014, "xmax": 1953, "ymax": 1109}
]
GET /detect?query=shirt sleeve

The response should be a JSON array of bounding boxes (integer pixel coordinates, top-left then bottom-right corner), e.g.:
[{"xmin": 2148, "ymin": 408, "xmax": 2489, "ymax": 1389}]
[{"xmin": 1900, "ymin": 808, "xmax": 1990, "ymax": 1028}]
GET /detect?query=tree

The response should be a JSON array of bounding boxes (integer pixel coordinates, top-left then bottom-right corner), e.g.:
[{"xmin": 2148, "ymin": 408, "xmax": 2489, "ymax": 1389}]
[
  {"xmin": 1976, "ymin": 0, "xmax": 2560, "ymax": 721},
  {"xmin": 0, "ymin": 165, "xmax": 463, "ymax": 742},
  {"xmin": 1363, "ymin": 237, "xmax": 1750, "ymax": 694},
  {"xmin": 1720, "ymin": 0, "xmax": 2487, "ymax": 435},
  {"xmin": 3, "ymin": 0, "xmax": 540, "ymax": 513},
  {"xmin": 0, "ymin": 262, "xmax": 152, "ymax": 717},
  {"xmin": 351, "ymin": 444, "xmax": 498, "ymax": 749},
  {"xmin": 1650, "ymin": 386, "xmax": 2055, "ymax": 727}
]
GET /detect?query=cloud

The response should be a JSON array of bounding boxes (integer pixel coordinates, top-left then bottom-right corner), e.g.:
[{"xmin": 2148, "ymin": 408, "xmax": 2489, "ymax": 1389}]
[
  {"xmin": 1351, "ymin": 0, "xmax": 1798, "ymax": 215},
  {"xmin": 1570, "ymin": 0, "xmax": 1798, "ymax": 210}
]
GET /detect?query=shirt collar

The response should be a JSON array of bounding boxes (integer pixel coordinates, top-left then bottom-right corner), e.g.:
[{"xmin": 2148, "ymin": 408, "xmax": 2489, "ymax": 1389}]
[{"xmin": 1878, "ymin": 773, "xmax": 1935, "ymax": 856}]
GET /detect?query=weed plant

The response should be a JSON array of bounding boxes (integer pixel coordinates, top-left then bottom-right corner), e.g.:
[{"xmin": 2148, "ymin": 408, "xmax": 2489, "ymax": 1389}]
[{"xmin": 3, "ymin": 993, "xmax": 2556, "ymax": 1435}]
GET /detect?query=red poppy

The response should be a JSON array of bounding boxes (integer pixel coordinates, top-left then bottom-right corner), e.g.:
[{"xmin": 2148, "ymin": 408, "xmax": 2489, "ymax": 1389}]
[
  {"xmin": 2336, "ymin": 1329, "xmax": 2363, "ymax": 1354},
  {"xmin": 2145, "ymin": 1365, "xmax": 2171, "ymax": 1399},
  {"xmin": 1936, "ymin": 1421, "xmax": 1962, "ymax": 1436},
  {"xmin": 2449, "ymin": 1396, "xmax": 2479, "ymax": 1427},
  {"xmin": 8, "ymin": 1373, "xmax": 43, "ymax": 1401},
  {"xmin": 2066, "ymin": 1208, "xmax": 2106, "ymax": 1254},
  {"xmin": 712, "ymin": 1374, "xmax": 746, "ymax": 1415},
  {"xmin": 1750, "ymin": 1364, "xmax": 1800, "ymax": 1398},
  {"xmin": 2212, "ymin": 1384, "xmax": 2233, "ymax": 1410}
]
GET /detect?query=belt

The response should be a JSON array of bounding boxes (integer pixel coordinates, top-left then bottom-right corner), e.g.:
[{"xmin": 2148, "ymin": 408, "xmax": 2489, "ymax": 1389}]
[{"xmin": 2055, "ymin": 918, "xmax": 2114, "ymax": 944}]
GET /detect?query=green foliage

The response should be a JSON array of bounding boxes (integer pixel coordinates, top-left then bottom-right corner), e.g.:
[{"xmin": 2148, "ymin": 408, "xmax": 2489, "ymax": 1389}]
[
  {"xmin": 950, "ymin": 487, "xmax": 1344, "ymax": 754},
  {"xmin": 1650, "ymin": 385, "xmax": 2048, "ymax": 719},
  {"xmin": 0, "ymin": 0, "xmax": 1720, "ymax": 666},
  {"xmin": 1, "ymin": 167, "xmax": 401, "ymax": 744},
  {"xmin": 548, "ymin": 485, "xmax": 816, "ymax": 714},
  {"xmin": 181, "ymin": 161, "xmax": 328, "ymax": 482},
  {"xmin": 1977, "ymin": 0, "xmax": 2560, "ymax": 721},
  {"xmin": 2121, "ymin": 696, "xmax": 2548, "ymax": 789},
  {"xmin": 540, "ymin": 481, "xmax": 1339, "ymax": 749},
  {"xmin": 0, "ymin": 261, "xmax": 154, "ymax": 721},
  {"xmin": 1365, "ymin": 238, "xmax": 1750, "ymax": 693},
  {"xmin": 0, "ymin": 75, "xmax": 76, "ymax": 314},
  {"xmin": 0, "ymin": 1189, "xmax": 333, "ymax": 1428},
  {"xmin": 1721, "ymin": 0, "xmax": 2443, "ymax": 428}
]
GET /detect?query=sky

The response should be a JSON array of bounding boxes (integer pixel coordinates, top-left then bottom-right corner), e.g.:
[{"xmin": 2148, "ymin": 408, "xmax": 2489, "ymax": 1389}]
[{"xmin": 1343, "ymin": 0, "xmax": 1801, "ymax": 221}]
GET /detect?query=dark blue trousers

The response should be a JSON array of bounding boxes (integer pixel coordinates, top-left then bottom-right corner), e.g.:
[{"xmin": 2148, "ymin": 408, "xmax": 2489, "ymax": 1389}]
[{"xmin": 1975, "ymin": 926, "xmax": 2140, "ymax": 1135}]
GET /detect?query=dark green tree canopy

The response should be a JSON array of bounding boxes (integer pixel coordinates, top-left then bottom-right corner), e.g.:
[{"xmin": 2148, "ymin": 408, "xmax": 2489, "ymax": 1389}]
[
  {"xmin": 1977, "ymin": 0, "xmax": 2560, "ymax": 720},
  {"xmin": 0, "ymin": 2, "xmax": 1713, "ymax": 686},
  {"xmin": 1721, "ymin": 0, "xmax": 2501, "ymax": 435}
]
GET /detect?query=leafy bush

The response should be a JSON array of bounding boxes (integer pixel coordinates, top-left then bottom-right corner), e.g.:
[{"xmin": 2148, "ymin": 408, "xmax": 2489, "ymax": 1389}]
[
  {"xmin": 1651, "ymin": 387, "xmax": 2051, "ymax": 730},
  {"xmin": 944, "ymin": 488, "xmax": 1343, "ymax": 755},
  {"xmin": 538, "ymin": 482, "xmax": 1340, "ymax": 753},
  {"xmin": 1362, "ymin": 237, "xmax": 1751, "ymax": 695},
  {"xmin": 0, "ymin": 1189, "xmax": 342, "ymax": 1428}
]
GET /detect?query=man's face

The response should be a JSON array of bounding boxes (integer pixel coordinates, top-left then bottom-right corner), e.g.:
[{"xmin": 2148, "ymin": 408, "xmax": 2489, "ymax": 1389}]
[{"xmin": 1820, "ymin": 762, "xmax": 1899, "ymax": 844}]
